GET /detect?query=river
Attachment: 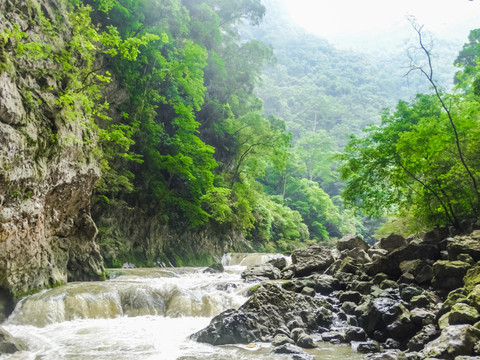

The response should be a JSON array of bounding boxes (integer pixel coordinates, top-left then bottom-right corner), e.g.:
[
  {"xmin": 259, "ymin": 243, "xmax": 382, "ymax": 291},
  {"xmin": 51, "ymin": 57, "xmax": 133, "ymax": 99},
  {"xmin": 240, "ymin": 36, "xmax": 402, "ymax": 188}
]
[{"xmin": 0, "ymin": 254, "xmax": 364, "ymax": 360}]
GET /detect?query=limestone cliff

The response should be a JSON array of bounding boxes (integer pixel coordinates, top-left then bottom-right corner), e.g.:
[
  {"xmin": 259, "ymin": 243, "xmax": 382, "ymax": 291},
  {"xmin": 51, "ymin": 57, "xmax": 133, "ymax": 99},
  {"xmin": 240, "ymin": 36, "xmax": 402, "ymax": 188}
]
[{"xmin": 0, "ymin": 0, "xmax": 104, "ymax": 316}]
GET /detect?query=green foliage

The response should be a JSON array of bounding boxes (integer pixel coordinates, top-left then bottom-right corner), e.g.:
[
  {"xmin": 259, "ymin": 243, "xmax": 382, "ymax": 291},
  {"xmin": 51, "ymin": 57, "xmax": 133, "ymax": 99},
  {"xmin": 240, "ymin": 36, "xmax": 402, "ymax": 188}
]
[{"xmin": 340, "ymin": 93, "xmax": 480, "ymax": 228}]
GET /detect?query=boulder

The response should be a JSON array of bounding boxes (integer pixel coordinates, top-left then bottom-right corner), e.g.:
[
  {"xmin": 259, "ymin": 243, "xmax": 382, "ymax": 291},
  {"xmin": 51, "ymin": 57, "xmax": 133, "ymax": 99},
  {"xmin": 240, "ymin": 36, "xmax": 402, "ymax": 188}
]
[
  {"xmin": 291, "ymin": 245, "xmax": 334, "ymax": 276},
  {"xmin": 271, "ymin": 343, "xmax": 314, "ymax": 360},
  {"xmin": 272, "ymin": 334, "xmax": 294, "ymax": 346},
  {"xmin": 448, "ymin": 231, "xmax": 480, "ymax": 262},
  {"xmin": 367, "ymin": 243, "xmax": 441, "ymax": 277},
  {"xmin": 407, "ymin": 324, "xmax": 437, "ymax": 351},
  {"xmin": 336, "ymin": 234, "xmax": 370, "ymax": 252},
  {"xmin": 439, "ymin": 303, "xmax": 480, "ymax": 328},
  {"xmin": 345, "ymin": 326, "xmax": 367, "ymax": 342},
  {"xmin": 268, "ymin": 256, "xmax": 288, "ymax": 270},
  {"xmin": 432, "ymin": 260, "xmax": 471, "ymax": 292},
  {"xmin": 203, "ymin": 262, "xmax": 224, "ymax": 274},
  {"xmin": 421, "ymin": 324, "xmax": 480, "ymax": 359},
  {"xmin": 0, "ymin": 326, "xmax": 26, "ymax": 354},
  {"xmin": 376, "ymin": 234, "xmax": 408, "ymax": 253},
  {"xmin": 241, "ymin": 263, "xmax": 281, "ymax": 280},
  {"xmin": 194, "ymin": 283, "xmax": 332, "ymax": 345}
]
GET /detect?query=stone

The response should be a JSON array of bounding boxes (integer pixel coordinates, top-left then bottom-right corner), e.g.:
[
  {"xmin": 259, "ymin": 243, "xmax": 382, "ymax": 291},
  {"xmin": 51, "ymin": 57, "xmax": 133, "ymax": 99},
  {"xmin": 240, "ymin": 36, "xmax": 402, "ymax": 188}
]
[
  {"xmin": 271, "ymin": 343, "xmax": 314, "ymax": 360},
  {"xmin": 321, "ymin": 331, "xmax": 345, "ymax": 343},
  {"xmin": 345, "ymin": 326, "xmax": 367, "ymax": 342},
  {"xmin": 272, "ymin": 334, "xmax": 295, "ymax": 346},
  {"xmin": 422, "ymin": 325, "xmax": 480, "ymax": 359},
  {"xmin": 400, "ymin": 285, "xmax": 424, "ymax": 302},
  {"xmin": 301, "ymin": 287, "xmax": 315, "ymax": 297},
  {"xmin": 377, "ymin": 234, "xmax": 408, "ymax": 253},
  {"xmin": 356, "ymin": 340, "xmax": 380, "ymax": 353},
  {"xmin": 407, "ymin": 324, "xmax": 437, "ymax": 352},
  {"xmin": 444, "ymin": 303, "xmax": 480, "ymax": 326},
  {"xmin": 339, "ymin": 291, "xmax": 363, "ymax": 304},
  {"xmin": 380, "ymin": 279, "xmax": 398, "ymax": 290},
  {"xmin": 203, "ymin": 262, "xmax": 224, "ymax": 273},
  {"xmin": 0, "ymin": 326, "xmax": 26, "ymax": 354},
  {"xmin": 410, "ymin": 308, "xmax": 435, "ymax": 326},
  {"xmin": 241, "ymin": 263, "xmax": 281, "ymax": 280},
  {"xmin": 194, "ymin": 283, "xmax": 332, "ymax": 345},
  {"xmin": 432, "ymin": 260, "xmax": 471, "ymax": 291},
  {"xmin": 268, "ymin": 256, "xmax": 287, "ymax": 270},
  {"xmin": 367, "ymin": 243, "xmax": 441, "ymax": 277},
  {"xmin": 296, "ymin": 333, "xmax": 316, "ymax": 348},
  {"xmin": 291, "ymin": 245, "xmax": 334, "ymax": 277},
  {"xmin": 340, "ymin": 248, "xmax": 372, "ymax": 265},
  {"xmin": 448, "ymin": 231, "xmax": 480, "ymax": 262},
  {"xmin": 336, "ymin": 234, "xmax": 370, "ymax": 252},
  {"xmin": 341, "ymin": 301, "xmax": 357, "ymax": 315}
]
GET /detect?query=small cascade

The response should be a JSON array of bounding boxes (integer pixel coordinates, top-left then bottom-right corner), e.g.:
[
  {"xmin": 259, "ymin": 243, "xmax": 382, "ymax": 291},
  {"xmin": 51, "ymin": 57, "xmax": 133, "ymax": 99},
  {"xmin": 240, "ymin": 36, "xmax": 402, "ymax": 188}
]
[
  {"xmin": 221, "ymin": 252, "xmax": 288, "ymax": 267},
  {"xmin": 6, "ymin": 267, "xmax": 250, "ymax": 327}
]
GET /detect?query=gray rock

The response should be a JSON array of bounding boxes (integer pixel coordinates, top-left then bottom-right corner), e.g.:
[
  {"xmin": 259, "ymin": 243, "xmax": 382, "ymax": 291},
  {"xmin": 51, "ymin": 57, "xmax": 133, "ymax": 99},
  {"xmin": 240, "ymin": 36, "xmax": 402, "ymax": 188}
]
[
  {"xmin": 422, "ymin": 324, "xmax": 480, "ymax": 358},
  {"xmin": 272, "ymin": 333, "xmax": 294, "ymax": 346},
  {"xmin": 0, "ymin": 326, "xmax": 26, "ymax": 354},
  {"xmin": 377, "ymin": 234, "xmax": 408, "ymax": 253},
  {"xmin": 448, "ymin": 231, "xmax": 480, "ymax": 262},
  {"xmin": 296, "ymin": 333, "xmax": 316, "ymax": 348},
  {"xmin": 336, "ymin": 234, "xmax": 370, "ymax": 252},
  {"xmin": 291, "ymin": 245, "xmax": 334, "ymax": 276},
  {"xmin": 407, "ymin": 324, "xmax": 437, "ymax": 352},
  {"xmin": 241, "ymin": 263, "xmax": 281, "ymax": 280}
]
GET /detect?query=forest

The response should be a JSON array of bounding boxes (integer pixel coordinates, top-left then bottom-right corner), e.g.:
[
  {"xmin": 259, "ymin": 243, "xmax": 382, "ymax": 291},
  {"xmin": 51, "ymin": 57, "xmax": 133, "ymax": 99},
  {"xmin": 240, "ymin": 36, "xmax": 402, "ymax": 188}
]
[{"xmin": 4, "ymin": 0, "xmax": 479, "ymax": 266}]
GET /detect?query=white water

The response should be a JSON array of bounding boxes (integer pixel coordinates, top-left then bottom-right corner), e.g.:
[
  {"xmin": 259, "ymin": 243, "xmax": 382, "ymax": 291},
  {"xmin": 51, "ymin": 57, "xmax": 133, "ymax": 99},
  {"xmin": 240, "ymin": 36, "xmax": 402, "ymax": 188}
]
[{"xmin": 0, "ymin": 254, "xmax": 364, "ymax": 360}]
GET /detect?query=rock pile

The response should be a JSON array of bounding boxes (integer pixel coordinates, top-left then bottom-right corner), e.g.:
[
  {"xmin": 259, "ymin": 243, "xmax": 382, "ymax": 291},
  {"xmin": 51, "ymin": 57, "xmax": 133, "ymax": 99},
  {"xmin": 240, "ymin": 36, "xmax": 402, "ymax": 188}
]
[{"xmin": 193, "ymin": 230, "xmax": 480, "ymax": 359}]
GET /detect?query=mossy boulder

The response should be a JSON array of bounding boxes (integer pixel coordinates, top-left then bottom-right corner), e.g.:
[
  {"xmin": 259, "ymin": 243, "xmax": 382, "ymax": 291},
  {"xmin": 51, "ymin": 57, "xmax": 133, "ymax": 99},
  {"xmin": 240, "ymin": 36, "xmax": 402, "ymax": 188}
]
[{"xmin": 432, "ymin": 260, "xmax": 471, "ymax": 291}]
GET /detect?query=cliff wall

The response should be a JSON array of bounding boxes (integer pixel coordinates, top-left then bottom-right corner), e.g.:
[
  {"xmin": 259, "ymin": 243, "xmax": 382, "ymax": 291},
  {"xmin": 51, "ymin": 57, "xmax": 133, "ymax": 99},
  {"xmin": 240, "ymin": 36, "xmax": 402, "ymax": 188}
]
[{"xmin": 0, "ymin": 0, "xmax": 104, "ymax": 316}]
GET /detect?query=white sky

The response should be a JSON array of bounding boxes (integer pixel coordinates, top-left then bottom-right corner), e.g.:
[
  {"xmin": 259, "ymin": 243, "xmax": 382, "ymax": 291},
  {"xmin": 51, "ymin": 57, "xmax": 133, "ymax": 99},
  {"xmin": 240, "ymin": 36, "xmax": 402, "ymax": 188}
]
[{"xmin": 284, "ymin": 0, "xmax": 479, "ymax": 48}]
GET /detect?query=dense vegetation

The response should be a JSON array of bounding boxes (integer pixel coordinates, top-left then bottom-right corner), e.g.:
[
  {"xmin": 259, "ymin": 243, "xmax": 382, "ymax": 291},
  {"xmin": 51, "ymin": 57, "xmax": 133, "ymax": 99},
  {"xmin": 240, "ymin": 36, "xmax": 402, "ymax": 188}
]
[
  {"xmin": 340, "ymin": 26, "xmax": 480, "ymax": 235},
  {"xmin": 4, "ymin": 0, "xmax": 478, "ymax": 265}
]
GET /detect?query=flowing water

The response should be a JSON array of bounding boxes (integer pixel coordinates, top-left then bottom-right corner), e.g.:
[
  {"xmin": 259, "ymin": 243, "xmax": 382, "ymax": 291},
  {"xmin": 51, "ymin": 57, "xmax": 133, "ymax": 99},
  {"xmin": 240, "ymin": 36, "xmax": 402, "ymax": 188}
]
[{"xmin": 0, "ymin": 254, "xmax": 364, "ymax": 360}]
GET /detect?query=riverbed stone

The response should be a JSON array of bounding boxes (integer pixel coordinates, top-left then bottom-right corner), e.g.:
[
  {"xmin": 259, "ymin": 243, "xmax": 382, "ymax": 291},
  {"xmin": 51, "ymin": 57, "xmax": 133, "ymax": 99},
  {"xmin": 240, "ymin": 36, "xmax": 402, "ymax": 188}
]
[
  {"xmin": 376, "ymin": 234, "xmax": 408, "ymax": 253},
  {"xmin": 0, "ymin": 326, "xmax": 26, "ymax": 354},
  {"xmin": 407, "ymin": 324, "xmax": 437, "ymax": 352},
  {"xmin": 432, "ymin": 260, "xmax": 471, "ymax": 291},
  {"xmin": 448, "ymin": 231, "xmax": 480, "ymax": 262},
  {"xmin": 336, "ymin": 234, "xmax": 370, "ymax": 252},
  {"xmin": 291, "ymin": 245, "xmax": 334, "ymax": 277},
  {"xmin": 241, "ymin": 263, "xmax": 281, "ymax": 280},
  {"xmin": 421, "ymin": 324, "xmax": 480, "ymax": 358}
]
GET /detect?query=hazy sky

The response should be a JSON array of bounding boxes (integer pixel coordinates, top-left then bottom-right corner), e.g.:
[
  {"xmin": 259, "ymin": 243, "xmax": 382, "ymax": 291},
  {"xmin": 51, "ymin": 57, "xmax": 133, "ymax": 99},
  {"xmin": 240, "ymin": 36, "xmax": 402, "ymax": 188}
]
[{"xmin": 284, "ymin": 0, "xmax": 479, "ymax": 49}]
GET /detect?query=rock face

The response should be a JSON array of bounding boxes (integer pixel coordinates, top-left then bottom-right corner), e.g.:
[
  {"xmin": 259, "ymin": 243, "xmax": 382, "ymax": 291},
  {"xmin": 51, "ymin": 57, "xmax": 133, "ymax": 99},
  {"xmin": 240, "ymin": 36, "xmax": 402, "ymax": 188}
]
[
  {"xmin": 0, "ymin": 0, "xmax": 104, "ymax": 315},
  {"xmin": 291, "ymin": 245, "xmax": 334, "ymax": 276},
  {"xmin": 193, "ymin": 282, "xmax": 332, "ymax": 346}
]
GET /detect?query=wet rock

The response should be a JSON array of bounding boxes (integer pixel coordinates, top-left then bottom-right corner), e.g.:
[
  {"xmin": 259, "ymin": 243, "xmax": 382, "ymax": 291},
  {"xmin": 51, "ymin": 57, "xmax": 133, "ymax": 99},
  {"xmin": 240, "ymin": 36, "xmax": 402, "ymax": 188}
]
[
  {"xmin": 367, "ymin": 350, "xmax": 407, "ymax": 360},
  {"xmin": 345, "ymin": 326, "xmax": 367, "ymax": 342},
  {"xmin": 432, "ymin": 260, "xmax": 471, "ymax": 292},
  {"xmin": 377, "ymin": 234, "xmax": 408, "ymax": 253},
  {"xmin": 272, "ymin": 333, "xmax": 294, "ymax": 346},
  {"xmin": 291, "ymin": 245, "xmax": 334, "ymax": 277},
  {"xmin": 407, "ymin": 324, "xmax": 437, "ymax": 352},
  {"xmin": 410, "ymin": 295, "xmax": 432, "ymax": 309},
  {"xmin": 410, "ymin": 308, "xmax": 435, "ymax": 326},
  {"xmin": 341, "ymin": 301, "xmax": 357, "ymax": 315},
  {"xmin": 296, "ymin": 333, "xmax": 316, "ymax": 348},
  {"xmin": 356, "ymin": 340, "xmax": 380, "ymax": 353},
  {"xmin": 271, "ymin": 343, "xmax": 314, "ymax": 360},
  {"xmin": 350, "ymin": 280, "xmax": 372, "ymax": 295},
  {"xmin": 421, "ymin": 324, "xmax": 480, "ymax": 359},
  {"xmin": 439, "ymin": 303, "xmax": 480, "ymax": 328},
  {"xmin": 321, "ymin": 331, "xmax": 345, "ymax": 343},
  {"xmin": 316, "ymin": 306, "xmax": 335, "ymax": 328},
  {"xmin": 400, "ymin": 285, "xmax": 424, "ymax": 302},
  {"xmin": 373, "ymin": 273, "xmax": 390, "ymax": 285},
  {"xmin": 268, "ymin": 257, "xmax": 287, "ymax": 270},
  {"xmin": 194, "ymin": 283, "xmax": 331, "ymax": 345},
  {"xmin": 203, "ymin": 263, "xmax": 224, "ymax": 274},
  {"xmin": 301, "ymin": 287, "xmax": 315, "ymax": 297},
  {"xmin": 241, "ymin": 263, "xmax": 281, "ymax": 280},
  {"xmin": 291, "ymin": 327, "xmax": 305, "ymax": 342},
  {"xmin": 0, "ymin": 326, "xmax": 26, "ymax": 354},
  {"xmin": 339, "ymin": 291, "xmax": 363, "ymax": 304},
  {"xmin": 380, "ymin": 279, "xmax": 398, "ymax": 290},
  {"xmin": 337, "ymin": 234, "xmax": 370, "ymax": 252},
  {"xmin": 314, "ymin": 274, "xmax": 341, "ymax": 294}
]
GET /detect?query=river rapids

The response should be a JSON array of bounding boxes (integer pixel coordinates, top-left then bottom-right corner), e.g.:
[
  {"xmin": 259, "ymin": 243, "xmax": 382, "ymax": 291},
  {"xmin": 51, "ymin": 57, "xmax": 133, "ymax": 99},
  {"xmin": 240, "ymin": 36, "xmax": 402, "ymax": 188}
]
[{"xmin": 0, "ymin": 254, "xmax": 364, "ymax": 360}]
